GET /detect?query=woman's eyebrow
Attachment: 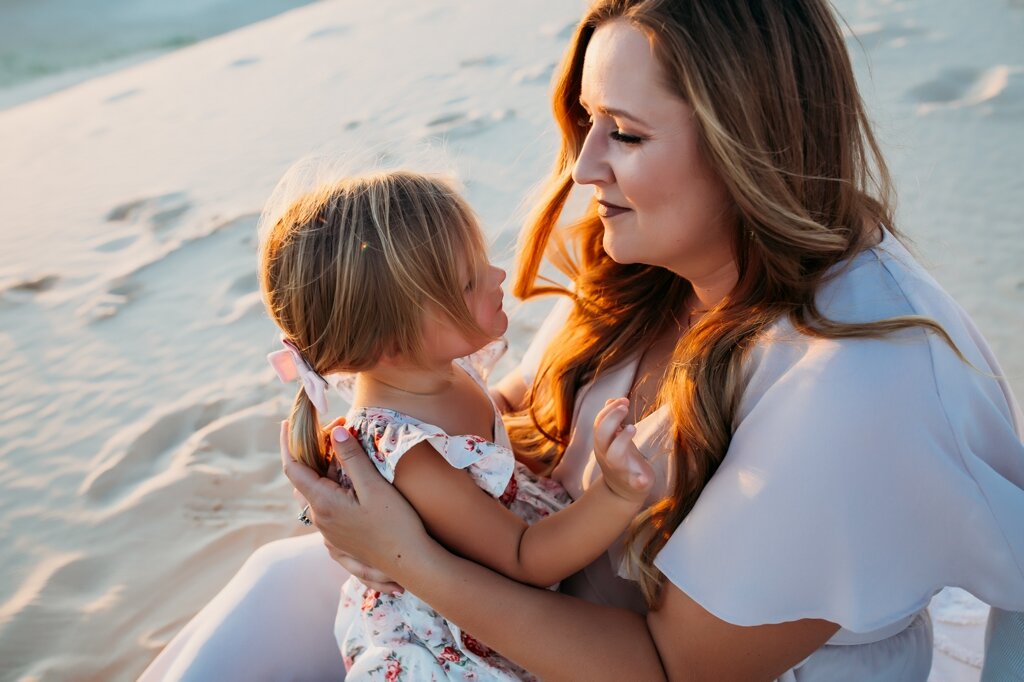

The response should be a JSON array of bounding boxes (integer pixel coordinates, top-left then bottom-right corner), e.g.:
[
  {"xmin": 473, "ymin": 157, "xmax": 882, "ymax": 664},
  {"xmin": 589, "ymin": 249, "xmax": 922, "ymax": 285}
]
[{"xmin": 578, "ymin": 97, "xmax": 651, "ymax": 128}]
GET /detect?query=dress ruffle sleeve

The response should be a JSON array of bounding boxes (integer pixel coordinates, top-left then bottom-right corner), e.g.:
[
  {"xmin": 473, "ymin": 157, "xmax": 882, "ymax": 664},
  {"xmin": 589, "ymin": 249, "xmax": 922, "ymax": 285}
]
[
  {"xmin": 349, "ymin": 409, "xmax": 515, "ymax": 498},
  {"xmin": 653, "ymin": 237, "xmax": 1024, "ymax": 633},
  {"xmin": 461, "ymin": 338, "xmax": 509, "ymax": 383}
]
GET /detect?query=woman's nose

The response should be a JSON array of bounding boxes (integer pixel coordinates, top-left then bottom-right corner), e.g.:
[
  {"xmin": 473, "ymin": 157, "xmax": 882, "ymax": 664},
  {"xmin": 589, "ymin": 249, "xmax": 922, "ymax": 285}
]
[
  {"xmin": 571, "ymin": 128, "xmax": 611, "ymax": 186},
  {"xmin": 492, "ymin": 266, "xmax": 506, "ymax": 285}
]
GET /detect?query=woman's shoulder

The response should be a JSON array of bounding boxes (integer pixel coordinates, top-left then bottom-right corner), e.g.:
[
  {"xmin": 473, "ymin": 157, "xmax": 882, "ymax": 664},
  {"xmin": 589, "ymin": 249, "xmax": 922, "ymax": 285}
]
[{"xmin": 741, "ymin": 231, "xmax": 1011, "ymax": 423}]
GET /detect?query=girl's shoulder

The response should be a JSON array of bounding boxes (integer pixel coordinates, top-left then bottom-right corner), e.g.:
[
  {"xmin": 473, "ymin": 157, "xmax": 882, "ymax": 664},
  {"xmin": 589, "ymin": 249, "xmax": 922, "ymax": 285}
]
[{"xmin": 347, "ymin": 406, "xmax": 515, "ymax": 498}]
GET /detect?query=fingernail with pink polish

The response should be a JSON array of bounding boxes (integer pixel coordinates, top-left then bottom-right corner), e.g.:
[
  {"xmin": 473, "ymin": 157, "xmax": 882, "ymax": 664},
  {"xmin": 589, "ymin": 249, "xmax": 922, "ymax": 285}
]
[{"xmin": 333, "ymin": 427, "xmax": 349, "ymax": 442}]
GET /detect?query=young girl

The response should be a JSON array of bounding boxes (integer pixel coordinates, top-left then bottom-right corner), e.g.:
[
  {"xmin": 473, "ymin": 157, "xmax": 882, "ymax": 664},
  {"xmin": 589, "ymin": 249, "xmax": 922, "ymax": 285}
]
[{"xmin": 259, "ymin": 170, "xmax": 653, "ymax": 680}]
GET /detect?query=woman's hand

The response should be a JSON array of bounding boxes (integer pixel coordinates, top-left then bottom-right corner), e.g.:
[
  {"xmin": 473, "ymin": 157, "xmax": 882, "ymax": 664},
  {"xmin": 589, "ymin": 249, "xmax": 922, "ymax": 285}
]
[
  {"xmin": 592, "ymin": 398, "xmax": 654, "ymax": 504},
  {"xmin": 280, "ymin": 421, "xmax": 433, "ymax": 582}
]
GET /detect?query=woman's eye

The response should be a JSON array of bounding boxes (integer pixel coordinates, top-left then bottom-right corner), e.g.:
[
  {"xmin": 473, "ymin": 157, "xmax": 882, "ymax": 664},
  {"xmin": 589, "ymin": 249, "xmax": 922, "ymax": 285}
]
[
  {"xmin": 464, "ymin": 280, "xmax": 474, "ymax": 293},
  {"xmin": 610, "ymin": 130, "xmax": 644, "ymax": 145},
  {"xmin": 576, "ymin": 114, "xmax": 593, "ymax": 128}
]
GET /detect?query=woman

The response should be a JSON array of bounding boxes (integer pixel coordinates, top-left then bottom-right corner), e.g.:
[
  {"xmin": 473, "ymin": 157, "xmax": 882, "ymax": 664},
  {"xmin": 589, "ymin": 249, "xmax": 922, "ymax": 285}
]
[{"xmin": 144, "ymin": 1, "xmax": 1024, "ymax": 679}]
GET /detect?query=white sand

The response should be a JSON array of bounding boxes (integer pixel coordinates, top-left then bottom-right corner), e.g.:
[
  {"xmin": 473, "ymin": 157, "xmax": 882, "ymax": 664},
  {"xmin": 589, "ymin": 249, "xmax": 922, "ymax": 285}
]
[{"xmin": 0, "ymin": 0, "xmax": 1020, "ymax": 679}]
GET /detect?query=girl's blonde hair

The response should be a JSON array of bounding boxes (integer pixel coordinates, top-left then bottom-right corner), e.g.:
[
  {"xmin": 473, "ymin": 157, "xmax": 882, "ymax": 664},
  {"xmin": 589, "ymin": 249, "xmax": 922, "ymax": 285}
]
[
  {"xmin": 260, "ymin": 170, "xmax": 489, "ymax": 475},
  {"xmin": 508, "ymin": 0, "xmax": 961, "ymax": 605}
]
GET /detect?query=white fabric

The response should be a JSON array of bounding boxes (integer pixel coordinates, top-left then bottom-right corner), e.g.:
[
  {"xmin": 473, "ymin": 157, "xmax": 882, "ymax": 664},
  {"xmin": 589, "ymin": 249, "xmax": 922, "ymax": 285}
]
[
  {"xmin": 652, "ymin": 231, "xmax": 1024, "ymax": 632},
  {"xmin": 138, "ymin": 533, "xmax": 349, "ymax": 682}
]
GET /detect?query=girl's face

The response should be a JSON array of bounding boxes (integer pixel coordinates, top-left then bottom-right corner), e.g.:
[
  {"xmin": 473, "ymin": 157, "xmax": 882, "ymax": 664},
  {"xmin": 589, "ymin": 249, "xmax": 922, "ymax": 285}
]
[
  {"xmin": 572, "ymin": 20, "xmax": 737, "ymax": 280},
  {"xmin": 421, "ymin": 260, "xmax": 508, "ymax": 363}
]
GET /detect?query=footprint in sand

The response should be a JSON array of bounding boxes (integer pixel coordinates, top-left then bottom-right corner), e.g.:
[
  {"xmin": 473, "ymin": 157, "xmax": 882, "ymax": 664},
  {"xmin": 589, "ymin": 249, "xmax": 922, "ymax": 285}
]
[
  {"xmin": 94, "ymin": 235, "xmax": 138, "ymax": 253},
  {"xmin": 513, "ymin": 61, "xmax": 556, "ymax": 85},
  {"xmin": 460, "ymin": 55, "xmax": 503, "ymax": 68},
  {"xmin": 76, "ymin": 275, "xmax": 143, "ymax": 322},
  {"xmin": 0, "ymin": 274, "xmax": 59, "ymax": 305},
  {"xmin": 229, "ymin": 56, "xmax": 260, "ymax": 68},
  {"xmin": 106, "ymin": 192, "xmax": 191, "ymax": 233},
  {"xmin": 215, "ymin": 270, "xmax": 264, "ymax": 324},
  {"xmin": 7, "ymin": 274, "xmax": 59, "ymax": 294},
  {"xmin": 104, "ymin": 88, "xmax": 140, "ymax": 104},
  {"xmin": 540, "ymin": 20, "xmax": 578, "ymax": 41},
  {"xmin": 424, "ymin": 109, "xmax": 516, "ymax": 140},
  {"xmin": 306, "ymin": 25, "xmax": 351, "ymax": 40},
  {"xmin": 909, "ymin": 65, "xmax": 1024, "ymax": 116}
]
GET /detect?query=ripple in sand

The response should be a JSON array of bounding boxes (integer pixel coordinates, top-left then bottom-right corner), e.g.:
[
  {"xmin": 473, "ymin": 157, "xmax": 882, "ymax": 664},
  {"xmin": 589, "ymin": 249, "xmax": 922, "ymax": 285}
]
[{"xmin": 79, "ymin": 394, "xmax": 235, "ymax": 502}]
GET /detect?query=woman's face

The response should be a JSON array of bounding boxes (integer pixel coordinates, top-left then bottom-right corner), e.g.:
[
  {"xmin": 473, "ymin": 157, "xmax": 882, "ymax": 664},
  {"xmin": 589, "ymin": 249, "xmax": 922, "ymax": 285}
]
[{"xmin": 572, "ymin": 20, "xmax": 736, "ymax": 280}]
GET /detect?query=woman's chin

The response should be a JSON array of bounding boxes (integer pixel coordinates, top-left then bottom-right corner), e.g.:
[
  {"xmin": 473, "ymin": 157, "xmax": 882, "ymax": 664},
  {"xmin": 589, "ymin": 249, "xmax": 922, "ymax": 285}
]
[{"xmin": 601, "ymin": 232, "xmax": 637, "ymax": 265}]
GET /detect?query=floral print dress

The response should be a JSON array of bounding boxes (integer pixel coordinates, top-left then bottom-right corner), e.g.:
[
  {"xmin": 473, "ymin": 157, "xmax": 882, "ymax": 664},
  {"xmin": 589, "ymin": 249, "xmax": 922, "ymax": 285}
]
[{"xmin": 331, "ymin": 342, "xmax": 572, "ymax": 681}]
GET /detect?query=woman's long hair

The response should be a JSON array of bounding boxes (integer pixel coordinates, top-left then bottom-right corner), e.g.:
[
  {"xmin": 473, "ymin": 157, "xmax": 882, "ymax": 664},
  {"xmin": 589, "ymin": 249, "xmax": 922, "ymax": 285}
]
[
  {"xmin": 507, "ymin": 0, "xmax": 960, "ymax": 605},
  {"xmin": 260, "ymin": 171, "xmax": 490, "ymax": 475}
]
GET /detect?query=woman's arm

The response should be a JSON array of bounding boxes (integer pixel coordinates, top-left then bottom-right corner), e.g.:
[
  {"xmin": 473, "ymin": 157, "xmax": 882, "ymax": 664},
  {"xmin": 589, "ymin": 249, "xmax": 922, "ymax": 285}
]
[
  {"xmin": 489, "ymin": 370, "xmax": 528, "ymax": 414},
  {"xmin": 286, "ymin": 424, "xmax": 839, "ymax": 681}
]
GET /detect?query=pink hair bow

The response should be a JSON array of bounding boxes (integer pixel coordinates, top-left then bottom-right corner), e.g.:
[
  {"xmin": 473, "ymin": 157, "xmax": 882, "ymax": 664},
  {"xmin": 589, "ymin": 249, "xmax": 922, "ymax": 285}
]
[{"xmin": 267, "ymin": 338, "xmax": 330, "ymax": 414}]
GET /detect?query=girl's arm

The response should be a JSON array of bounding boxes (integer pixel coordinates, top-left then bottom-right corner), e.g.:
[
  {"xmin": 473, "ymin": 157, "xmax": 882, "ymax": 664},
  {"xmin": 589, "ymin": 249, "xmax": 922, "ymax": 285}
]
[
  {"xmin": 391, "ymin": 401, "xmax": 651, "ymax": 588},
  {"xmin": 285, "ymin": 424, "xmax": 840, "ymax": 681}
]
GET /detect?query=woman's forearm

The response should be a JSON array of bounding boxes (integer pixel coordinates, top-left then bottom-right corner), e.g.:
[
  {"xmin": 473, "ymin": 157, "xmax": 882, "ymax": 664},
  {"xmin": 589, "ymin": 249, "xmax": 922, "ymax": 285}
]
[{"xmin": 396, "ymin": 540, "xmax": 668, "ymax": 681}]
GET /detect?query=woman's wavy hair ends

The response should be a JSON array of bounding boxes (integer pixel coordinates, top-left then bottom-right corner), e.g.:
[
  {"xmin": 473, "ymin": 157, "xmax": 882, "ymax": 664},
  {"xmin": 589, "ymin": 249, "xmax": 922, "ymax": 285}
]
[
  {"xmin": 259, "ymin": 170, "xmax": 489, "ymax": 475},
  {"xmin": 509, "ymin": 0, "xmax": 959, "ymax": 606}
]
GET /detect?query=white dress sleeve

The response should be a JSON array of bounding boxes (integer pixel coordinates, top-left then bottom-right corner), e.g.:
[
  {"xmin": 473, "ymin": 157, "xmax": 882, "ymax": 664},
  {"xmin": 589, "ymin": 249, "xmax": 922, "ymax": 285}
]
[{"xmin": 654, "ymin": 238, "xmax": 1024, "ymax": 633}]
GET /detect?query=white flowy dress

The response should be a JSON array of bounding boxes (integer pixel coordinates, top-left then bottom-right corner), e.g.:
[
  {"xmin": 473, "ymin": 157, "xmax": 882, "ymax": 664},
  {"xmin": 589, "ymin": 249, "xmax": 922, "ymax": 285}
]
[{"xmin": 517, "ymin": 229, "xmax": 1024, "ymax": 680}]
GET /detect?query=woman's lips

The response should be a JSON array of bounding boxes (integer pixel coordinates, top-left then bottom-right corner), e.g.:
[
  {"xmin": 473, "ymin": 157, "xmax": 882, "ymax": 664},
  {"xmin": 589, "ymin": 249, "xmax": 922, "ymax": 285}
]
[{"xmin": 597, "ymin": 199, "xmax": 630, "ymax": 218}]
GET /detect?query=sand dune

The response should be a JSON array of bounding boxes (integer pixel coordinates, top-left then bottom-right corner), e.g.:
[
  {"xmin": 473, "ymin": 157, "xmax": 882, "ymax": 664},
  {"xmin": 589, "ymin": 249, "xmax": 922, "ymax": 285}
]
[{"xmin": 0, "ymin": 0, "xmax": 1020, "ymax": 679}]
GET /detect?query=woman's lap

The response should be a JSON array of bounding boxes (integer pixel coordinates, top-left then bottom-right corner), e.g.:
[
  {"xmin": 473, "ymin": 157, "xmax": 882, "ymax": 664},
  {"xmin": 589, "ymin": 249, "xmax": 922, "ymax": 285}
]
[{"xmin": 139, "ymin": 532, "xmax": 349, "ymax": 682}]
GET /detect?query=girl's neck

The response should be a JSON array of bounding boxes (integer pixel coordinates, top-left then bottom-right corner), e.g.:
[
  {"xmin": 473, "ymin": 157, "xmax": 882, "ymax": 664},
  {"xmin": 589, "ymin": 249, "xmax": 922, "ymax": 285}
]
[{"xmin": 360, "ymin": 357, "xmax": 458, "ymax": 399}]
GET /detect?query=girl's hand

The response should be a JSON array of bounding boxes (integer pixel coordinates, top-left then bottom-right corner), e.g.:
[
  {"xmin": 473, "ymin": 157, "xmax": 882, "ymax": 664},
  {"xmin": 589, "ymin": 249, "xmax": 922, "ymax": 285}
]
[
  {"xmin": 280, "ymin": 421, "xmax": 432, "ymax": 580},
  {"xmin": 592, "ymin": 398, "xmax": 654, "ymax": 505}
]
